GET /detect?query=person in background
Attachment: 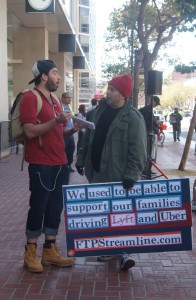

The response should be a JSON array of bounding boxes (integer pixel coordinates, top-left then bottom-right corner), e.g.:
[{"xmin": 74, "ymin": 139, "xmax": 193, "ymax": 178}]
[
  {"xmin": 169, "ymin": 107, "xmax": 183, "ymax": 141},
  {"xmin": 139, "ymin": 96, "xmax": 163, "ymax": 175},
  {"xmin": 77, "ymin": 104, "xmax": 86, "ymax": 154},
  {"xmin": 139, "ymin": 96, "xmax": 163, "ymax": 136},
  {"xmin": 61, "ymin": 92, "xmax": 75, "ymax": 173},
  {"xmin": 163, "ymin": 109, "xmax": 169, "ymax": 122},
  {"xmin": 76, "ymin": 74, "xmax": 147, "ymax": 271},
  {"xmin": 20, "ymin": 59, "xmax": 81, "ymax": 273},
  {"xmin": 86, "ymin": 98, "xmax": 98, "ymax": 121}
]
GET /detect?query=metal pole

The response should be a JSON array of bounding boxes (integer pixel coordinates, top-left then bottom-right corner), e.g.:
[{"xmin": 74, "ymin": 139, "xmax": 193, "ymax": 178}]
[
  {"xmin": 129, "ymin": 0, "xmax": 134, "ymax": 102},
  {"xmin": 130, "ymin": 27, "xmax": 134, "ymax": 77}
]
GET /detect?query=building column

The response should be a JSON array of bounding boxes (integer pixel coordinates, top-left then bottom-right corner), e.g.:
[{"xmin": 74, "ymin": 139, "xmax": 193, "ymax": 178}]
[
  {"xmin": 50, "ymin": 52, "xmax": 66, "ymax": 98},
  {"xmin": 0, "ymin": 0, "xmax": 9, "ymax": 157},
  {"xmin": 73, "ymin": 69, "xmax": 80, "ymax": 114},
  {"xmin": 13, "ymin": 27, "xmax": 49, "ymax": 95},
  {"xmin": 0, "ymin": 0, "xmax": 8, "ymax": 121}
]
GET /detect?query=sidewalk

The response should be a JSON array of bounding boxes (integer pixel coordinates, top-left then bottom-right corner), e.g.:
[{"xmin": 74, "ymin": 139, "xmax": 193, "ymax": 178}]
[
  {"xmin": 154, "ymin": 129, "xmax": 196, "ymax": 195},
  {"xmin": 0, "ymin": 131, "xmax": 196, "ymax": 300}
]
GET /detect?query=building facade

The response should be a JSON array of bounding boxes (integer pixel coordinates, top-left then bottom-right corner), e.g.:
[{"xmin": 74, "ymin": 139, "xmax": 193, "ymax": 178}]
[{"xmin": 0, "ymin": 0, "xmax": 96, "ymax": 155}]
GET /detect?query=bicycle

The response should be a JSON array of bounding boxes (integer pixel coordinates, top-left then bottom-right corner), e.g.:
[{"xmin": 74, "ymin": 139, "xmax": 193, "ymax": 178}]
[{"xmin": 157, "ymin": 123, "xmax": 167, "ymax": 146}]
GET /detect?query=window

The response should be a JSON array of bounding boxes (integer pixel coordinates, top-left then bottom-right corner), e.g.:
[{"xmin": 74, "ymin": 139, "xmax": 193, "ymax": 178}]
[
  {"xmin": 82, "ymin": 45, "xmax": 89, "ymax": 53},
  {"xmin": 81, "ymin": 23, "xmax": 89, "ymax": 33},
  {"xmin": 80, "ymin": 73, "xmax": 89, "ymax": 88},
  {"xmin": 80, "ymin": 0, "xmax": 89, "ymax": 6},
  {"xmin": 79, "ymin": 7, "xmax": 89, "ymax": 34}
]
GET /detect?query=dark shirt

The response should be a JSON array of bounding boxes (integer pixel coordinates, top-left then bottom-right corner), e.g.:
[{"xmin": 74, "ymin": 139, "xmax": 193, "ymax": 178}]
[
  {"xmin": 139, "ymin": 104, "xmax": 159, "ymax": 134},
  {"xmin": 92, "ymin": 105, "xmax": 121, "ymax": 172},
  {"xmin": 86, "ymin": 108, "xmax": 96, "ymax": 121}
]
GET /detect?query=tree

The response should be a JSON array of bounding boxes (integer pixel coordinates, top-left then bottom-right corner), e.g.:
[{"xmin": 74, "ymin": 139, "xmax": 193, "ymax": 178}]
[
  {"xmin": 161, "ymin": 82, "xmax": 195, "ymax": 109},
  {"xmin": 175, "ymin": 63, "xmax": 196, "ymax": 74},
  {"xmin": 178, "ymin": 102, "xmax": 196, "ymax": 170},
  {"xmin": 102, "ymin": 0, "xmax": 196, "ymax": 108},
  {"xmin": 175, "ymin": 0, "xmax": 196, "ymax": 29}
]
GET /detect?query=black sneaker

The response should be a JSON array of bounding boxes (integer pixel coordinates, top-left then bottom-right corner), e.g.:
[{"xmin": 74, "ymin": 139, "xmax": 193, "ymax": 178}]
[{"xmin": 120, "ymin": 254, "xmax": 135, "ymax": 271}]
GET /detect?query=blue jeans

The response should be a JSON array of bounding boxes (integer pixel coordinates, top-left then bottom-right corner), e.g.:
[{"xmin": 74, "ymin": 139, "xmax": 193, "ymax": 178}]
[{"xmin": 26, "ymin": 164, "xmax": 69, "ymax": 238}]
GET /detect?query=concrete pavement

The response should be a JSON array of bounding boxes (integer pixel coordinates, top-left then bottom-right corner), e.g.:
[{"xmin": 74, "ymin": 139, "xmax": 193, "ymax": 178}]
[{"xmin": 0, "ymin": 129, "xmax": 196, "ymax": 300}]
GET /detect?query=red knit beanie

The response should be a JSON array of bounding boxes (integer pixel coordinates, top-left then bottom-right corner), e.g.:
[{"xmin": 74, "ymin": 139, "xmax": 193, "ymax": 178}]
[{"xmin": 108, "ymin": 74, "xmax": 132, "ymax": 99}]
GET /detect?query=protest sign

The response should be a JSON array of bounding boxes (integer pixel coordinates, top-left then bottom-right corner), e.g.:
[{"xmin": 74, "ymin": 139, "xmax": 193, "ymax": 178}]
[{"xmin": 63, "ymin": 178, "xmax": 192, "ymax": 257}]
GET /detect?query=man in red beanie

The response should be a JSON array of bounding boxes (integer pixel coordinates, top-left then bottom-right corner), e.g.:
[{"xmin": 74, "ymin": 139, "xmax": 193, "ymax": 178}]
[{"xmin": 76, "ymin": 74, "xmax": 147, "ymax": 271}]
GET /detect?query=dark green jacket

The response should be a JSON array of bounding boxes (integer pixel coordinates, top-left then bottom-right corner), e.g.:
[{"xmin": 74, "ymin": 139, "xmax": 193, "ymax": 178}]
[{"xmin": 76, "ymin": 99, "xmax": 147, "ymax": 183}]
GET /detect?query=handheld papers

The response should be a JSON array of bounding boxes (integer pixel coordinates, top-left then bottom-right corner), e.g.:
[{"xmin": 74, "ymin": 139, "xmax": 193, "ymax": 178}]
[{"xmin": 72, "ymin": 116, "xmax": 95, "ymax": 130}]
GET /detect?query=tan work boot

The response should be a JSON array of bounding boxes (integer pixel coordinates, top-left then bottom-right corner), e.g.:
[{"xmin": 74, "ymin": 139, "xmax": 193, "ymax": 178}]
[
  {"xmin": 41, "ymin": 243, "xmax": 74, "ymax": 267},
  {"xmin": 24, "ymin": 244, "xmax": 43, "ymax": 273}
]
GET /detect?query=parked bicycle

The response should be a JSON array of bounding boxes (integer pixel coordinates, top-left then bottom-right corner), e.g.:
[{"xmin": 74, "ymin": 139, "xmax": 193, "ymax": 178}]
[{"xmin": 157, "ymin": 123, "xmax": 167, "ymax": 146}]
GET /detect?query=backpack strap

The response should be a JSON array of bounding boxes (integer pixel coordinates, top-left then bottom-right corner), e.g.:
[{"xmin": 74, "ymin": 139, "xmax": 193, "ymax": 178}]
[
  {"xmin": 51, "ymin": 92, "xmax": 62, "ymax": 108},
  {"xmin": 32, "ymin": 89, "xmax": 43, "ymax": 115},
  {"xmin": 31, "ymin": 89, "xmax": 43, "ymax": 149}
]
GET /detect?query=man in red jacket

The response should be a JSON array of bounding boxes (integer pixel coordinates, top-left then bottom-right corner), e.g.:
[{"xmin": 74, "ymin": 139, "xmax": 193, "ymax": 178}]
[{"xmin": 20, "ymin": 60, "xmax": 79, "ymax": 273}]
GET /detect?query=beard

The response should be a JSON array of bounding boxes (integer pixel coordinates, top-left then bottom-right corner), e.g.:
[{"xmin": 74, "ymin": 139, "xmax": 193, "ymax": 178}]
[
  {"xmin": 106, "ymin": 97, "xmax": 112, "ymax": 106},
  {"xmin": 106, "ymin": 97, "xmax": 116, "ymax": 108},
  {"xmin": 45, "ymin": 77, "xmax": 58, "ymax": 92}
]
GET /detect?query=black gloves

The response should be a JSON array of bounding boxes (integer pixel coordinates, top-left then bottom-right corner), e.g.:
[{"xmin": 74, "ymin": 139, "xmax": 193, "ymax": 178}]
[
  {"xmin": 76, "ymin": 165, "xmax": 84, "ymax": 176},
  {"xmin": 122, "ymin": 179, "xmax": 135, "ymax": 190}
]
